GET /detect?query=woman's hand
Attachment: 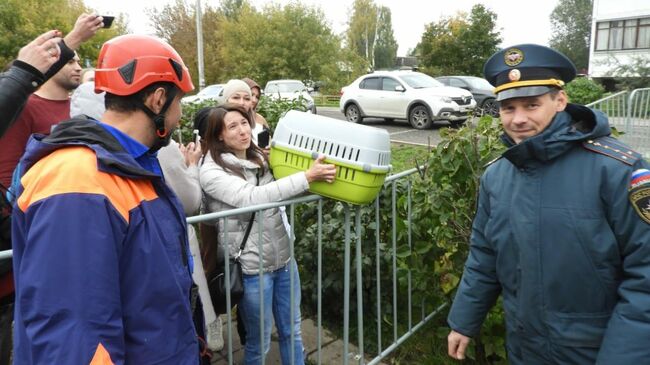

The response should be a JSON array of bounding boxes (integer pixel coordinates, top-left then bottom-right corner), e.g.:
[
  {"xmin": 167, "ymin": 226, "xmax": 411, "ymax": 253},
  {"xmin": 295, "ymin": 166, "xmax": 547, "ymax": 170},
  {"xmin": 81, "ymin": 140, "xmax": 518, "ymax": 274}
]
[
  {"xmin": 180, "ymin": 141, "xmax": 202, "ymax": 167},
  {"xmin": 305, "ymin": 155, "xmax": 336, "ymax": 183}
]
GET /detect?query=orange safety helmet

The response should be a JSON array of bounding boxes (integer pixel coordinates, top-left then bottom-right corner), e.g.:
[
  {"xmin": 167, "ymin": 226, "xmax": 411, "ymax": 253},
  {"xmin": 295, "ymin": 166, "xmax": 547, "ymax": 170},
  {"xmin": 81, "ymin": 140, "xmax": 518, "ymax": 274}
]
[{"xmin": 94, "ymin": 34, "xmax": 194, "ymax": 96}]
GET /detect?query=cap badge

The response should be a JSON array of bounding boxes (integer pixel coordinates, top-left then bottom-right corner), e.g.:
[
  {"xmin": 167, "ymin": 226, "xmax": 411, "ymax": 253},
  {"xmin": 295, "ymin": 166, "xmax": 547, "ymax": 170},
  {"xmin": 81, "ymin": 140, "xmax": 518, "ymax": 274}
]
[
  {"xmin": 508, "ymin": 69, "xmax": 521, "ymax": 81},
  {"xmin": 504, "ymin": 48, "xmax": 524, "ymax": 67}
]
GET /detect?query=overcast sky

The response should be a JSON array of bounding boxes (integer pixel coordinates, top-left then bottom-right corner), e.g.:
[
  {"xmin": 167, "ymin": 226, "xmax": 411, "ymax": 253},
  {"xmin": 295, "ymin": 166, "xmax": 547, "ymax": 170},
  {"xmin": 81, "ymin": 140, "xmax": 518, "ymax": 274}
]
[{"xmin": 85, "ymin": 0, "xmax": 560, "ymax": 56}]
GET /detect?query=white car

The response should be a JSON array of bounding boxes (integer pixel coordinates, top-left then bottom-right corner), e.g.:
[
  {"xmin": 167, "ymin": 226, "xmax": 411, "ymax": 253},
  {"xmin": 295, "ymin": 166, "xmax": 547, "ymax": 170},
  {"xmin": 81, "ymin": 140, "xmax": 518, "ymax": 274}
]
[
  {"xmin": 264, "ymin": 79, "xmax": 316, "ymax": 114},
  {"xmin": 339, "ymin": 71, "xmax": 476, "ymax": 129},
  {"xmin": 181, "ymin": 83, "xmax": 225, "ymax": 104}
]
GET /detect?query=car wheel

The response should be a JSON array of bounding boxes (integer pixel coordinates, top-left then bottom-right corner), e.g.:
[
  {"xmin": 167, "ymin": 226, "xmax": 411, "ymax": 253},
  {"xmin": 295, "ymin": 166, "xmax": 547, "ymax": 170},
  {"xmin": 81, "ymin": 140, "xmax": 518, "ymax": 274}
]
[
  {"xmin": 408, "ymin": 105, "xmax": 432, "ymax": 129},
  {"xmin": 481, "ymin": 98, "xmax": 499, "ymax": 117},
  {"xmin": 345, "ymin": 104, "xmax": 363, "ymax": 123}
]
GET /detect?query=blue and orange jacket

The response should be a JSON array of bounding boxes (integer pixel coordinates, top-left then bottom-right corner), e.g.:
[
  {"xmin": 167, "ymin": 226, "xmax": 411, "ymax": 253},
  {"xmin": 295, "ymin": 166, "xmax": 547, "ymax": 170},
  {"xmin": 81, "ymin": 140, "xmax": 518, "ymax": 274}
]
[{"xmin": 11, "ymin": 118, "xmax": 198, "ymax": 364}]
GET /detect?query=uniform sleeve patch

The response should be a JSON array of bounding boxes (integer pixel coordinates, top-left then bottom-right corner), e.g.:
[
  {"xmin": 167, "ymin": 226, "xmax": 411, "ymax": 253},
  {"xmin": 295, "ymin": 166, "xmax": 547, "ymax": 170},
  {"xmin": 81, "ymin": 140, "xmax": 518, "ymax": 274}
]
[{"xmin": 629, "ymin": 169, "xmax": 650, "ymax": 224}]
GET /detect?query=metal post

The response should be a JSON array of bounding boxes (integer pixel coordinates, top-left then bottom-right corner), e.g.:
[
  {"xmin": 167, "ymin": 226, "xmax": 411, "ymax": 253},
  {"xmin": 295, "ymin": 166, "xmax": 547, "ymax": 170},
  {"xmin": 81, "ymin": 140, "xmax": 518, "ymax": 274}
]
[
  {"xmin": 195, "ymin": 0, "xmax": 205, "ymax": 90},
  {"xmin": 375, "ymin": 198, "xmax": 382, "ymax": 355},
  {"xmin": 224, "ymin": 217, "xmax": 233, "ymax": 365},
  {"xmin": 318, "ymin": 200, "xmax": 323, "ymax": 364},
  {"xmin": 391, "ymin": 183, "xmax": 397, "ymax": 343},
  {"xmin": 407, "ymin": 180, "xmax": 412, "ymax": 331},
  {"xmin": 258, "ymin": 211, "xmax": 266, "ymax": 365},
  {"xmin": 289, "ymin": 204, "xmax": 296, "ymax": 365},
  {"xmin": 356, "ymin": 206, "xmax": 365, "ymax": 365},
  {"xmin": 343, "ymin": 204, "xmax": 351, "ymax": 365}
]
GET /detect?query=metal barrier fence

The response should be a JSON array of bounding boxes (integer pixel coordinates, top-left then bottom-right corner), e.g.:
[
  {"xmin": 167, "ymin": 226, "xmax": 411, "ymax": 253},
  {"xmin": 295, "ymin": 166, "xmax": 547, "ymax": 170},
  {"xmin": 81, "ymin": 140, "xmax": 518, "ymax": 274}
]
[
  {"xmin": 587, "ymin": 88, "xmax": 650, "ymax": 157},
  {"xmin": 0, "ymin": 167, "xmax": 446, "ymax": 365}
]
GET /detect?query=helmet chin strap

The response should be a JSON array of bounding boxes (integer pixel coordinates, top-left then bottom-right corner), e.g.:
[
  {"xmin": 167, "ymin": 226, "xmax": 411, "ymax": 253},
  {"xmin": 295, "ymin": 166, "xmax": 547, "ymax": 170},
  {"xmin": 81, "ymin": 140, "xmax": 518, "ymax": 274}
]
[{"xmin": 139, "ymin": 88, "xmax": 178, "ymax": 152}]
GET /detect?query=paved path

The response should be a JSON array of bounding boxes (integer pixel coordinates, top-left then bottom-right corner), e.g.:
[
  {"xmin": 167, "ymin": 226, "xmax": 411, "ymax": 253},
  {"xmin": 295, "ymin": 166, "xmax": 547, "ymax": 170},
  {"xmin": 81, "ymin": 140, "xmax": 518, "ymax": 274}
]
[{"xmin": 209, "ymin": 317, "xmax": 385, "ymax": 365}]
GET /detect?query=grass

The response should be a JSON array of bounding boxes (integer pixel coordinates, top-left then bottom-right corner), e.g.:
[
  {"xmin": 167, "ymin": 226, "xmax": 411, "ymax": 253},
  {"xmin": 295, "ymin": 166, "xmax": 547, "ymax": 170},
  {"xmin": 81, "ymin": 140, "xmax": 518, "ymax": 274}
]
[{"xmin": 390, "ymin": 142, "xmax": 432, "ymax": 173}]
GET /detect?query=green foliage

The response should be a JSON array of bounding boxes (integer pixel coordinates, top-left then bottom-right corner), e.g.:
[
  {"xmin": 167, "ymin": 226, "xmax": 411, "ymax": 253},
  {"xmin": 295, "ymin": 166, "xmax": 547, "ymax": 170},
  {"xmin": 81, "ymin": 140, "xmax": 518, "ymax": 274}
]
[
  {"xmin": 602, "ymin": 55, "xmax": 650, "ymax": 90},
  {"xmin": 565, "ymin": 77, "xmax": 605, "ymax": 105},
  {"xmin": 150, "ymin": 0, "xmax": 345, "ymax": 94},
  {"xmin": 415, "ymin": 4, "xmax": 501, "ymax": 76},
  {"xmin": 0, "ymin": 0, "xmax": 126, "ymax": 69},
  {"xmin": 373, "ymin": 7, "xmax": 398, "ymax": 70},
  {"xmin": 549, "ymin": 0, "xmax": 593, "ymax": 72},
  {"xmin": 256, "ymin": 95, "xmax": 311, "ymax": 132}
]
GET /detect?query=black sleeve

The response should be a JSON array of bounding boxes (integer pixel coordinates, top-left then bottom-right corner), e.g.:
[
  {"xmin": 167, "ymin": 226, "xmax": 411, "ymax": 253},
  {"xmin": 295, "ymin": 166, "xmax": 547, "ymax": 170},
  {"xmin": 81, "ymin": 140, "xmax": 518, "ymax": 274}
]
[
  {"xmin": 0, "ymin": 62, "xmax": 44, "ymax": 138},
  {"xmin": 0, "ymin": 39, "xmax": 74, "ymax": 138},
  {"xmin": 44, "ymin": 39, "xmax": 75, "ymax": 80}
]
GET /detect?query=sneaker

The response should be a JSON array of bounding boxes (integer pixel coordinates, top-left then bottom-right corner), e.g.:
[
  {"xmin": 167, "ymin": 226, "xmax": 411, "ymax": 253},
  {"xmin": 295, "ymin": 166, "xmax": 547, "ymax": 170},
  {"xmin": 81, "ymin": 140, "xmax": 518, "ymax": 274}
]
[{"xmin": 206, "ymin": 318, "xmax": 224, "ymax": 351}]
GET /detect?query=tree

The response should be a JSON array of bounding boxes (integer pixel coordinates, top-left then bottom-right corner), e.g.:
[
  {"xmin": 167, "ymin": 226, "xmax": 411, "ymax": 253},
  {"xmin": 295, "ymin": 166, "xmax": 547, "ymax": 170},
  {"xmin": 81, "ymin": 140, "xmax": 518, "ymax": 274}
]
[
  {"xmin": 373, "ymin": 7, "xmax": 398, "ymax": 69},
  {"xmin": 149, "ymin": 0, "xmax": 225, "ymax": 86},
  {"xmin": 345, "ymin": 0, "xmax": 377, "ymax": 70},
  {"xmin": 415, "ymin": 4, "xmax": 501, "ymax": 76},
  {"xmin": 218, "ymin": 3, "xmax": 342, "ymax": 86},
  {"xmin": 549, "ymin": 0, "xmax": 593, "ymax": 73},
  {"xmin": 0, "ymin": 0, "xmax": 126, "ymax": 69}
]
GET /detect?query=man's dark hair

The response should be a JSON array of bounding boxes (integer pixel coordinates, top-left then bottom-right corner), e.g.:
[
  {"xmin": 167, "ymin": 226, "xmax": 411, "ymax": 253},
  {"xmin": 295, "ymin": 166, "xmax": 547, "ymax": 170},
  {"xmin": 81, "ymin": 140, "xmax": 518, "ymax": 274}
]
[{"xmin": 104, "ymin": 81, "xmax": 178, "ymax": 113}]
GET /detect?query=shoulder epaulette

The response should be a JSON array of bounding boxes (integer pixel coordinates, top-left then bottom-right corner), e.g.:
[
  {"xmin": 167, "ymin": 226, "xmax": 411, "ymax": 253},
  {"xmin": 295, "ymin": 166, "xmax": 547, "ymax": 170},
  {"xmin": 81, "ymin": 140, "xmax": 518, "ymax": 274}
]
[{"xmin": 582, "ymin": 136, "xmax": 641, "ymax": 166}]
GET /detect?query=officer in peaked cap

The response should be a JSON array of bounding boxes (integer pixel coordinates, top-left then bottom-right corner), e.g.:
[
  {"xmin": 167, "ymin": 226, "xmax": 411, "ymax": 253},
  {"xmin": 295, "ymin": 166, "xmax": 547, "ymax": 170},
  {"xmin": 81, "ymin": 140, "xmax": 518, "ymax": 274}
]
[{"xmin": 446, "ymin": 43, "xmax": 650, "ymax": 365}]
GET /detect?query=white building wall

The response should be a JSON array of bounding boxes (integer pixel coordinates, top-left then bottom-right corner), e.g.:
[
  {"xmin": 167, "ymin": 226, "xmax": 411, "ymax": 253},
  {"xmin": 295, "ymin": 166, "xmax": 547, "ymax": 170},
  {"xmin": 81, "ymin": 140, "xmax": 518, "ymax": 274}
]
[{"xmin": 589, "ymin": 0, "xmax": 650, "ymax": 77}]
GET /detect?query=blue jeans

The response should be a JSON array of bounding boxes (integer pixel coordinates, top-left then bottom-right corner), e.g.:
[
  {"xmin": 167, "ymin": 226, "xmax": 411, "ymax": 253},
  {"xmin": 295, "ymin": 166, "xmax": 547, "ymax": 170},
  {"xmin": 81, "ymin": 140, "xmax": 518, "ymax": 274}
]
[{"xmin": 240, "ymin": 259, "xmax": 304, "ymax": 365}]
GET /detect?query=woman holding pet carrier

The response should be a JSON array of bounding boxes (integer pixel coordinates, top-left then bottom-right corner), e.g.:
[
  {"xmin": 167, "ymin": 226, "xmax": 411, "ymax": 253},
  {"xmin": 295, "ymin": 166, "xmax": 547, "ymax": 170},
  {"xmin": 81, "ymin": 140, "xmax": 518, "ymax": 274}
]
[{"xmin": 199, "ymin": 103, "xmax": 335, "ymax": 365}]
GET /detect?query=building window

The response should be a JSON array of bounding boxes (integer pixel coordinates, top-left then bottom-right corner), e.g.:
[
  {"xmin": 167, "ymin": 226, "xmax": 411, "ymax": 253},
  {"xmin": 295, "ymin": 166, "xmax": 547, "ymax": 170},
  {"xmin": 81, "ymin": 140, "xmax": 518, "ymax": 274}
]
[{"xmin": 596, "ymin": 17, "xmax": 650, "ymax": 51}]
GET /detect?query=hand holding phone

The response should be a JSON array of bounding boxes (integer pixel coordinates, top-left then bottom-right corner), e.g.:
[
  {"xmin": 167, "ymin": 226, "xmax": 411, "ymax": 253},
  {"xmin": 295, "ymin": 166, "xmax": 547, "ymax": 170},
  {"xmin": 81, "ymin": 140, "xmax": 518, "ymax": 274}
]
[
  {"xmin": 257, "ymin": 129, "xmax": 270, "ymax": 148},
  {"xmin": 101, "ymin": 15, "xmax": 115, "ymax": 29}
]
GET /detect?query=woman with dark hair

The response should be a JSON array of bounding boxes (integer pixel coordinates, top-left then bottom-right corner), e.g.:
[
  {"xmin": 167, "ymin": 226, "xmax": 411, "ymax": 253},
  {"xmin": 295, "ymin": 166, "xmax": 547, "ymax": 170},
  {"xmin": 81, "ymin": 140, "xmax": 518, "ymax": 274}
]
[{"xmin": 199, "ymin": 103, "xmax": 335, "ymax": 365}]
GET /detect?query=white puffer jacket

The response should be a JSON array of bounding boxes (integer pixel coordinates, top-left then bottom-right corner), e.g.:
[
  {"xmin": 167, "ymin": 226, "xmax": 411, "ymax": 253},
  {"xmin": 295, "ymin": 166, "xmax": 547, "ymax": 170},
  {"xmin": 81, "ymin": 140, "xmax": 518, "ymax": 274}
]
[{"xmin": 200, "ymin": 152, "xmax": 309, "ymax": 274}]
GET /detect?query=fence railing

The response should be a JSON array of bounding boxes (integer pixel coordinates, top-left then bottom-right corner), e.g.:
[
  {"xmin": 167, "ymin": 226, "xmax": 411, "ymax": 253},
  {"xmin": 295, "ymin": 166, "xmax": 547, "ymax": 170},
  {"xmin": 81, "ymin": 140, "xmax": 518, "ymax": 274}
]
[
  {"xmin": 1, "ymin": 167, "xmax": 446, "ymax": 364},
  {"xmin": 588, "ymin": 88, "xmax": 650, "ymax": 157}
]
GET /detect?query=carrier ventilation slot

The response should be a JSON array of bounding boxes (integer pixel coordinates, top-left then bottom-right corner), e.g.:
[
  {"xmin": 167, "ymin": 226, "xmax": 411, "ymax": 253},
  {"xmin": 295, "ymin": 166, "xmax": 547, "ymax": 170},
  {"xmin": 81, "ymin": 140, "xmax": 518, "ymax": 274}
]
[
  {"xmin": 288, "ymin": 133, "xmax": 294, "ymax": 145},
  {"xmin": 355, "ymin": 150, "xmax": 360, "ymax": 162}
]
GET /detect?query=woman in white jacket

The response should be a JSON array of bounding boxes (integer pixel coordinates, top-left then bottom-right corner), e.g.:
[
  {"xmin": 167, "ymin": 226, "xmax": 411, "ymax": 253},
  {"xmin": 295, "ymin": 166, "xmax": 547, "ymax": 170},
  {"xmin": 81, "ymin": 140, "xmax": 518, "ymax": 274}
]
[{"xmin": 199, "ymin": 104, "xmax": 335, "ymax": 365}]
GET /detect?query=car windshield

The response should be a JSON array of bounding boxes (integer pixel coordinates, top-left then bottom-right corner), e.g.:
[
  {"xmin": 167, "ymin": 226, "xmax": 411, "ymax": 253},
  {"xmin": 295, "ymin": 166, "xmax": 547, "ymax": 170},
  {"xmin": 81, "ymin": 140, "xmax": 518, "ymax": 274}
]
[
  {"xmin": 199, "ymin": 85, "xmax": 222, "ymax": 96},
  {"xmin": 268, "ymin": 82, "xmax": 305, "ymax": 93},
  {"xmin": 399, "ymin": 73, "xmax": 444, "ymax": 89},
  {"xmin": 464, "ymin": 77, "xmax": 494, "ymax": 90}
]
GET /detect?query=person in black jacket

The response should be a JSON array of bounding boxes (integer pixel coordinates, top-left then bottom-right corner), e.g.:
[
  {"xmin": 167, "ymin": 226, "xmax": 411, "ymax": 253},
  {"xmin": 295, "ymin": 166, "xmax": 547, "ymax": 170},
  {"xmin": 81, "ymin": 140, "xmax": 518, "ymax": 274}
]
[{"xmin": 0, "ymin": 13, "xmax": 103, "ymax": 138}]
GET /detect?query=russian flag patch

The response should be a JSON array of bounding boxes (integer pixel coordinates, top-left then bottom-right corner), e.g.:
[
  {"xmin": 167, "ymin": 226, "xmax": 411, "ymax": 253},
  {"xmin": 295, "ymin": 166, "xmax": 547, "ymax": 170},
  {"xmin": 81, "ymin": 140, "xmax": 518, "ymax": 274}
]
[
  {"xmin": 629, "ymin": 169, "xmax": 650, "ymax": 224},
  {"xmin": 630, "ymin": 169, "xmax": 650, "ymax": 189}
]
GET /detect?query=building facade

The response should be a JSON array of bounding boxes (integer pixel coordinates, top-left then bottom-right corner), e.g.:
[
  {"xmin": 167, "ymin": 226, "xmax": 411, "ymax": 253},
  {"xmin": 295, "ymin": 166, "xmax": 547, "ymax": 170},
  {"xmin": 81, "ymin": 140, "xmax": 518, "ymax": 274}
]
[{"xmin": 589, "ymin": 0, "xmax": 650, "ymax": 80}]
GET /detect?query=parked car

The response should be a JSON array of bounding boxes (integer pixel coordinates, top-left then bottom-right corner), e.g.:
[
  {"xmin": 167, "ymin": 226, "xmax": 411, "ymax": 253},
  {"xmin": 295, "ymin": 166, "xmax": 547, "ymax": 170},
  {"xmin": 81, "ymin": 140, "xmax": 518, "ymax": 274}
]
[
  {"xmin": 339, "ymin": 71, "xmax": 476, "ymax": 129},
  {"xmin": 435, "ymin": 76, "xmax": 498, "ymax": 117},
  {"xmin": 264, "ymin": 79, "xmax": 316, "ymax": 114},
  {"xmin": 181, "ymin": 83, "xmax": 225, "ymax": 104}
]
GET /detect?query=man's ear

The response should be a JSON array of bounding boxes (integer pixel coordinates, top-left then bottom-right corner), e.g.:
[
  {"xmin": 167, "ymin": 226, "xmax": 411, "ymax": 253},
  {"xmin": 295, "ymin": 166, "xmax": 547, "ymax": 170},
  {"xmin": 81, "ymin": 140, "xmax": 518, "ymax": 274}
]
[
  {"xmin": 143, "ymin": 87, "xmax": 167, "ymax": 114},
  {"xmin": 556, "ymin": 90, "xmax": 569, "ymax": 112}
]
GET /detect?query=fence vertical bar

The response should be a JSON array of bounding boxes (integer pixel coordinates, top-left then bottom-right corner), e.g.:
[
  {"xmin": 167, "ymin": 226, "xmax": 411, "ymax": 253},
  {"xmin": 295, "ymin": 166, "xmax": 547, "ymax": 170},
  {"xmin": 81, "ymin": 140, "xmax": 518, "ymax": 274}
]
[
  {"xmin": 356, "ymin": 206, "xmax": 365, "ymax": 365},
  {"xmin": 343, "ymin": 204, "xmax": 351, "ymax": 365},
  {"xmin": 375, "ymin": 197, "xmax": 382, "ymax": 355},
  {"xmin": 224, "ymin": 217, "xmax": 233, "ymax": 365},
  {"xmin": 392, "ymin": 182, "xmax": 398, "ymax": 343},
  {"xmin": 258, "ymin": 209, "xmax": 266, "ymax": 365},
  {"xmin": 407, "ymin": 180, "xmax": 412, "ymax": 331},
  {"xmin": 289, "ymin": 204, "xmax": 296, "ymax": 365},
  {"xmin": 317, "ymin": 200, "xmax": 323, "ymax": 365}
]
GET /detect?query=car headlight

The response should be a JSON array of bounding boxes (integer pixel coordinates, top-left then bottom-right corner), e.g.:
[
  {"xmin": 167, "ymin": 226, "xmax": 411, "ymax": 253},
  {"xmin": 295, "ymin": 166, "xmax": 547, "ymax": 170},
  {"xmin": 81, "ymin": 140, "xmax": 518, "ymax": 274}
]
[{"xmin": 440, "ymin": 96, "xmax": 452, "ymax": 103}]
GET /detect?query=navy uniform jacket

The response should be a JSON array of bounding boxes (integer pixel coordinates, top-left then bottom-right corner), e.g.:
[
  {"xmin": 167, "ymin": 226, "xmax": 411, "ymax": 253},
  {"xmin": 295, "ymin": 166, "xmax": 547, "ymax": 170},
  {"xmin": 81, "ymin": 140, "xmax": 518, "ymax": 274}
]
[{"xmin": 448, "ymin": 104, "xmax": 650, "ymax": 364}]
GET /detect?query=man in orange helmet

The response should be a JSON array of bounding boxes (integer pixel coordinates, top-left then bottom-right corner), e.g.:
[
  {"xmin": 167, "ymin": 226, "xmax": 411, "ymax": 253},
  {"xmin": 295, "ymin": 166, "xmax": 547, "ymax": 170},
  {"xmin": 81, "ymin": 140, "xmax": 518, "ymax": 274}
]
[{"xmin": 11, "ymin": 35, "xmax": 198, "ymax": 364}]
